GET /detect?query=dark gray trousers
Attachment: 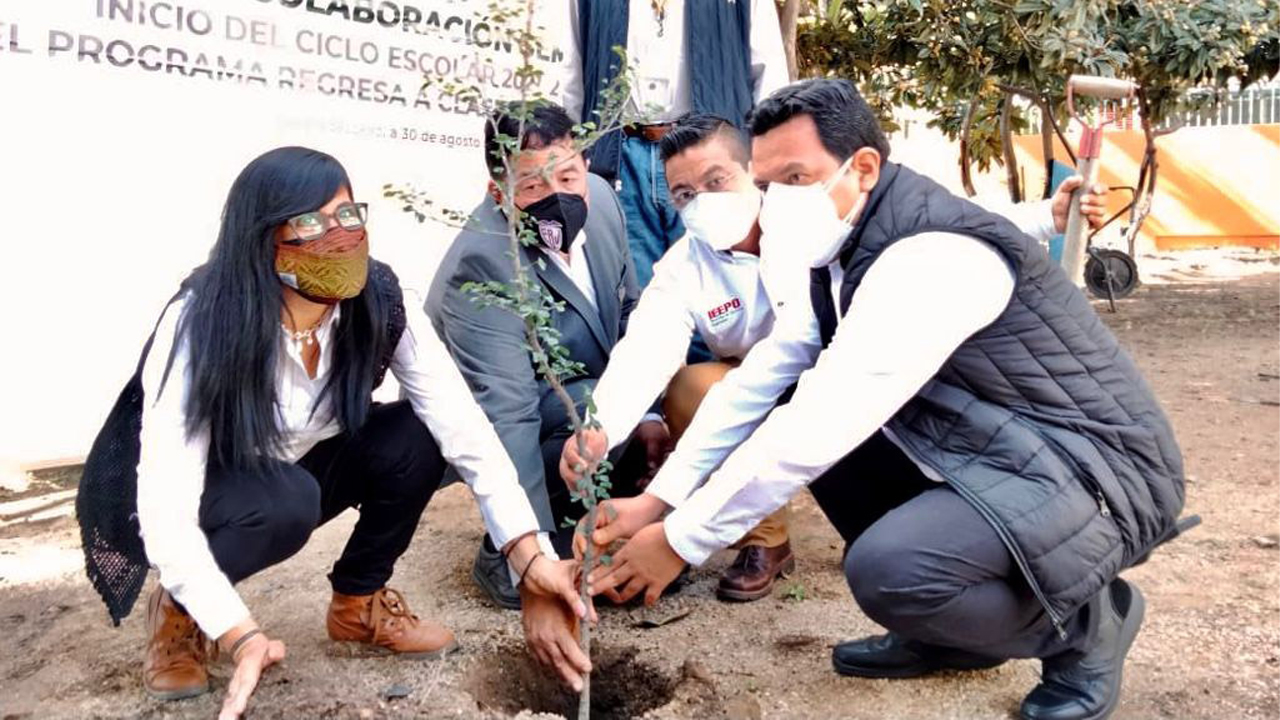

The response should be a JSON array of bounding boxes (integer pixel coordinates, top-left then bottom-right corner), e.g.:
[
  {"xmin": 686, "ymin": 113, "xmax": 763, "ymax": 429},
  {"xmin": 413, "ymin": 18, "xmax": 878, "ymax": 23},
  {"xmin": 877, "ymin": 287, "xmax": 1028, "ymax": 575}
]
[{"xmin": 809, "ymin": 432, "xmax": 1096, "ymax": 660}]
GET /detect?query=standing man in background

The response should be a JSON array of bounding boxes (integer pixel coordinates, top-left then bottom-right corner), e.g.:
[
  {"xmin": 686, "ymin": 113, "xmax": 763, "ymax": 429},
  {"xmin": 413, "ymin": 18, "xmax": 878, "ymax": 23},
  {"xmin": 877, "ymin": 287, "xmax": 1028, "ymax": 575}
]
[{"xmin": 560, "ymin": 0, "xmax": 789, "ymax": 289}]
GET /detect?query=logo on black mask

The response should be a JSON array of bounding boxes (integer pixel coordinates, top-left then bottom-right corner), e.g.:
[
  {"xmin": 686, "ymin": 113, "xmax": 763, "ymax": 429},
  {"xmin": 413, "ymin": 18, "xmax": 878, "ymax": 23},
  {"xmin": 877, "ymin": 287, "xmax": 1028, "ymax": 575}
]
[
  {"xmin": 522, "ymin": 192, "xmax": 588, "ymax": 253},
  {"xmin": 537, "ymin": 219, "xmax": 564, "ymax": 251}
]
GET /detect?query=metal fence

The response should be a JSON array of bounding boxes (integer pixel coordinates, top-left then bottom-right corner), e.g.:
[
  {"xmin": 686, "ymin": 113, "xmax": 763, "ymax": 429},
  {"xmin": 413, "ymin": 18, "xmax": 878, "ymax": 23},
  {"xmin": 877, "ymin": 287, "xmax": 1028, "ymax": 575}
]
[
  {"xmin": 1019, "ymin": 86, "xmax": 1280, "ymax": 133},
  {"xmin": 1149, "ymin": 87, "xmax": 1280, "ymax": 129}
]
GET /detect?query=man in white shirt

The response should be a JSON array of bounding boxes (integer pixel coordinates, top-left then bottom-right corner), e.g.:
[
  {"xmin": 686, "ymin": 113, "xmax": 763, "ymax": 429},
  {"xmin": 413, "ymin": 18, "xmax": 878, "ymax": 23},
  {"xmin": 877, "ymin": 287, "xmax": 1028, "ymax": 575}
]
[
  {"xmin": 580, "ymin": 80, "xmax": 1189, "ymax": 720},
  {"xmin": 561, "ymin": 111, "xmax": 1111, "ymax": 603},
  {"xmin": 560, "ymin": 0, "xmax": 788, "ymax": 290}
]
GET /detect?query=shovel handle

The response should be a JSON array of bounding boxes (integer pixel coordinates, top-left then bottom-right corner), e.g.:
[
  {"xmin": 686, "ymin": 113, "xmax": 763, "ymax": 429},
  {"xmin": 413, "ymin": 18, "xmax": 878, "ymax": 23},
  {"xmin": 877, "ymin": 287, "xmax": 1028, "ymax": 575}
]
[
  {"xmin": 1061, "ymin": 157, "xmax": 1100, "ymax": 288},
  {"xmin": 1068, "ymin": 76, "xmax": 1137, "ymax": 100}
]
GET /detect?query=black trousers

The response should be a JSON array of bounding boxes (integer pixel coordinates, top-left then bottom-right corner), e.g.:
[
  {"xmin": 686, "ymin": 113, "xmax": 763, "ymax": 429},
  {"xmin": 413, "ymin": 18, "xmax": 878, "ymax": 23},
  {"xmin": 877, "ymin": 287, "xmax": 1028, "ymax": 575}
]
[
  {"xmin": 198, "ymin": 401, "xmax": 444, "ymax": 596},
  {"xmin": 809, "ymin": 431, "xmax": 1096, "ymax": 660}
]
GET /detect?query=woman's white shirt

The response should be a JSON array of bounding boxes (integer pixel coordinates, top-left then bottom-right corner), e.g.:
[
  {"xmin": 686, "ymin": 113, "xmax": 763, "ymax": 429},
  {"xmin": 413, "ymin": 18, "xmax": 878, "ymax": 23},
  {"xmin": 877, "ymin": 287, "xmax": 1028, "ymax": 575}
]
[{"xmin": 136, "ymin": 289, "xmax": 540, "ymax": 639}]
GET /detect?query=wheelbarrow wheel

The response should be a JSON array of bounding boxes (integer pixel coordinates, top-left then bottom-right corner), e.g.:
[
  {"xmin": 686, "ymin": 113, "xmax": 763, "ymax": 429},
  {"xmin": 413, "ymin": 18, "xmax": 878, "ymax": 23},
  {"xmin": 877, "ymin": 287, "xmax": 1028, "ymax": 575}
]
[{"xmin": 1085, "ymin": 249, "xmax": 1139, "ymax": 300}]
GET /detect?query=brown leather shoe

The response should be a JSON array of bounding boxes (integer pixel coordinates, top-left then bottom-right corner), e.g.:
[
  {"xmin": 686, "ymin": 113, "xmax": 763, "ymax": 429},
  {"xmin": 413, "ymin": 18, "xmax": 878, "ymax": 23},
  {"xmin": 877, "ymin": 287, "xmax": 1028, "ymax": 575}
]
[
  {"xmin": 717, "ymin": 541, "xmax": 796, "ymax": 602},
  {"xmin": 327, "ymin": 587, "xmax": 458, "ymax": 659},
  {"xmin": 143, "ymin": 586, "xmax": 211, "ymax": 701}
]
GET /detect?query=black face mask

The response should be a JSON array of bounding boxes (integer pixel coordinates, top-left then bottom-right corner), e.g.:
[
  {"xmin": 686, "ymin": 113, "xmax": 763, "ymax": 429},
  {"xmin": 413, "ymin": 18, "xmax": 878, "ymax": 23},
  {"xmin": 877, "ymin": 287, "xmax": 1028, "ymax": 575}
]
[{"xmin": 522, "ymin": 192, "xmax": 588, "ymax": 253}]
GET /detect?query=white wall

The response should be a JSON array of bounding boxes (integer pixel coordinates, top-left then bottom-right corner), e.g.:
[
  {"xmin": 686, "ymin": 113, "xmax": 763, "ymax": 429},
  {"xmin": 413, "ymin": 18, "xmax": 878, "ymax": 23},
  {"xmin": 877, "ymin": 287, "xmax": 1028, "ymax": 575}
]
[
  {"xmin": 0, "ymin": 0, "xmax": 567, "ymax": 477},
  {"xmin": 888, "ymin": 107, "xmax": 1012, "ymax": 199}
]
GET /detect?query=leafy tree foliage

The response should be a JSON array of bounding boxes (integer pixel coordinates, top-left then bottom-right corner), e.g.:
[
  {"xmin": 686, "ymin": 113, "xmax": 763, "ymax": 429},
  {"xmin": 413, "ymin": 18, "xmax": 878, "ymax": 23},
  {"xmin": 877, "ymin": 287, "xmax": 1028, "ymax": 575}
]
[{"xmin": 797, "ymin": 0, "xmax": 1279, "ymax": 194}]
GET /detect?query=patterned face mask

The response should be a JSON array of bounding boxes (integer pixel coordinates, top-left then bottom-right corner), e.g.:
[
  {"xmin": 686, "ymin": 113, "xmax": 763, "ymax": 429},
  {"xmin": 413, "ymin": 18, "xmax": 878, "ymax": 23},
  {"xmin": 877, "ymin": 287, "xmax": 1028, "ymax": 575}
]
[{"xmin": 275, "ymin": 226, "xmax": 369, "ymax": 303}]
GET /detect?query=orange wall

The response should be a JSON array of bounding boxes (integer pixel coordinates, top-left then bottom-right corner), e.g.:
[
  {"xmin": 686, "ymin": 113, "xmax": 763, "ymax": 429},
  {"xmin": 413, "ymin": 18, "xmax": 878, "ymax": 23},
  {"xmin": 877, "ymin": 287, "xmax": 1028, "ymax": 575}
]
[{"xmin": 1012, "ymin": 124, "xmax": 1280, "ymax": 251}]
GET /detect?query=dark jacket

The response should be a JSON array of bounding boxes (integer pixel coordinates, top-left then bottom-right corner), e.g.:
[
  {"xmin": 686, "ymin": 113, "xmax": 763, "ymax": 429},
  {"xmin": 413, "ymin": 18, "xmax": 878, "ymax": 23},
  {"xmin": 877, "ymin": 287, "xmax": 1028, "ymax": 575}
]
[
  {"xmin": 813, "ymin": 163, "xmax": 1188, "ymax": 634},
  {"xmin": 425, "ymin": 174, "xmax": 639, "ymax": 532}
]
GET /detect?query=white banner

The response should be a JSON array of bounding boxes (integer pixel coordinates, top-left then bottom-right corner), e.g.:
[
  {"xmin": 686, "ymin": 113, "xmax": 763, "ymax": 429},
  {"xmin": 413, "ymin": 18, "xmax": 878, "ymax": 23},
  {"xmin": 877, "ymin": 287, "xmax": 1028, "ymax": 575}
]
[{"xmin": 0, "ymin": 0, "xmax": 568, "ymax": 474}]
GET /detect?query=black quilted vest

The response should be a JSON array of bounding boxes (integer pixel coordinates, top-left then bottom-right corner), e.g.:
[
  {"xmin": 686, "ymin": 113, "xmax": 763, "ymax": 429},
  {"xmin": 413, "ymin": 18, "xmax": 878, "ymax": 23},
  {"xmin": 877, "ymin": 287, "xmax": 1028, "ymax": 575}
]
[
  {"xmin": 813, "ymin": 164, "xmax": 1187, "ymax": 635},
  {"xmin": 76, "ymin": 260, "xmax": 406, "ymax": 625}
]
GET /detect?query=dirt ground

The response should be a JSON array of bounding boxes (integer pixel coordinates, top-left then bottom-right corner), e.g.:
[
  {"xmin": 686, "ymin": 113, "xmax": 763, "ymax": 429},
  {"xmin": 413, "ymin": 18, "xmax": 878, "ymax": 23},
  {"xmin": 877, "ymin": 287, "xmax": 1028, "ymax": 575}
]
[{"xmin": 2, "ymin": 263, "xmax": 1277, "ymax": 720}]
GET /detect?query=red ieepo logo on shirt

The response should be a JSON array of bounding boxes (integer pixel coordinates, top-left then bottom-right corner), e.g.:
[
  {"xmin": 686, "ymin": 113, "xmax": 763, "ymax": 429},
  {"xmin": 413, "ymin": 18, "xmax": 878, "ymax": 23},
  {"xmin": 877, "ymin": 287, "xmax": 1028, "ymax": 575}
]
[{"xmin": 707, "ymin": 297, "xmax": 743, "ymax": 326}]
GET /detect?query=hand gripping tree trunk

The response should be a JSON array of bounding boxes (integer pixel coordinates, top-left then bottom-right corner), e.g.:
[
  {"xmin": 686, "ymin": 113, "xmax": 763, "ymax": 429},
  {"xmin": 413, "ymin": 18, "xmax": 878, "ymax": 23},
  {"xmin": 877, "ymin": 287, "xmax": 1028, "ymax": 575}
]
[{"xmin": 384, "ymin": 4, "xmax": 638, "ymax": 717}]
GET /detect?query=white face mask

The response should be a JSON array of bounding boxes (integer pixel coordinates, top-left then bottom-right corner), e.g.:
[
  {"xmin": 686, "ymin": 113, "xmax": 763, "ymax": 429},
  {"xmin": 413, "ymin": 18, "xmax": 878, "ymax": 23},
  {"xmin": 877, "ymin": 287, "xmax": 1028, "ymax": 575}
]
[
  {"xmin": 758, "ymin": 156, "xmax": 866, "ymax": 269},
  {"xmin": 678, "ymin": 186, "xmax": 763, "ymax": 251}
]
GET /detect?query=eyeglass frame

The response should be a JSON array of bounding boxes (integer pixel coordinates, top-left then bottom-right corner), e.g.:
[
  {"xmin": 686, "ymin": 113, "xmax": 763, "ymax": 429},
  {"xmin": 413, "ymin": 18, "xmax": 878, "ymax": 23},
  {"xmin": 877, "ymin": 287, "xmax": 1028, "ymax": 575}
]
[
  {"xmin": 283, "ymin": 202, "xmax": 369, "ymax": 243},
  {"xmin": 668, "ymin": 165, "xmax": 751, "ymax": 210}
]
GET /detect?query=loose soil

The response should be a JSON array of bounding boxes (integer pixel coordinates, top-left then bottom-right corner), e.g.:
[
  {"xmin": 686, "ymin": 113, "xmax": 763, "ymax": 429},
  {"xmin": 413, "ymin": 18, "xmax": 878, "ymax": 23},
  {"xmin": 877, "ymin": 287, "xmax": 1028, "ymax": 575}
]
[
  {"xmin": 465, "ymin": 645, "xmax": 676, "ymax": 719},
  {"xmin": 1, "ymin": 269, "xmax": 1276, "ymax": 719}
]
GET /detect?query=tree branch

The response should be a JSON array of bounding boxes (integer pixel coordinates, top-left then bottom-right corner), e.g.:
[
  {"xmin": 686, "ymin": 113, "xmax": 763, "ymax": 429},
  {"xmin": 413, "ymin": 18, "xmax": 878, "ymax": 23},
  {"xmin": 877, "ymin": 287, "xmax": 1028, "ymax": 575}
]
[
  {"xmin": 778, "ymin": 0, "xmax": 802, "ymax": 81},
  {"xmin": 997, "ymin": 82, "xmax": 1077, "ymax": 182},
  {"xmin": 959, "ymin": 94, "xmax": 980, "ymax": 197},
  {"xmin": 999, "ymin": 92, "xmax": 1023, "ymax": 203},
  {"xmin": 389, "ymin": 5, "xmax": 642, "ymax": 712}
]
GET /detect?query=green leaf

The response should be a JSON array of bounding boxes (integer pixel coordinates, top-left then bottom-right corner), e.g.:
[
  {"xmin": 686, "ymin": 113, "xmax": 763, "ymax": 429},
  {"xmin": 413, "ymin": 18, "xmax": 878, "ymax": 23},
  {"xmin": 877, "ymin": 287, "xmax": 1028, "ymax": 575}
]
[{"xmin": 782, "ymin": 582, "xmax": 808, "ymax": 602}]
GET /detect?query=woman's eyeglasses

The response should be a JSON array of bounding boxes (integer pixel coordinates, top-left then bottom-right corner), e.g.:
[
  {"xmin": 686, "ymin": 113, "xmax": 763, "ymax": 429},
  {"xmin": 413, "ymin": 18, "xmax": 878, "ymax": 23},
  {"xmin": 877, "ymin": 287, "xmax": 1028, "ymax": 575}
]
[{"xmin": 285, "ymin": 202, "xmax": 368, "ymax": 242}]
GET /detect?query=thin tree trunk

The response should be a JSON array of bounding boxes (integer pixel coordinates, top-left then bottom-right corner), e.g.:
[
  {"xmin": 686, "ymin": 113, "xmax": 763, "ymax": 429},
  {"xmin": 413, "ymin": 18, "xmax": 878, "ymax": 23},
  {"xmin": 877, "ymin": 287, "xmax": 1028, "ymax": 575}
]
[
  {"xmin": 506, "ymin": 228, "xmax": 597, "ymax": 720},
  {"xmin": 999, "ymin": 84, "xmax": 1077, "ymax": 177},
  {"xmin": 1039, "ymin": 102, "xmax": 1055, "ymax": 199},
  {"xmin": 576, "ymin": 503, "xmax": 598, "ymax": 720},
  {"xmin": 959, "ymin": 95, "xmax": 980, "ymax": 197},
  {"xmin": 1047, "ymin": 101, "xmax": 1076, "ymax": 166},
  {"xmin": 999, "ymin": 93, "xmax": 1023, "ymax": 203},
  {"xmin": 1124, "ymin": 91, "xmax": 1165, "ymax": 257},
  {"xmin": 778, "ymin": 0, "xmax": 802, "ymax": 81}
]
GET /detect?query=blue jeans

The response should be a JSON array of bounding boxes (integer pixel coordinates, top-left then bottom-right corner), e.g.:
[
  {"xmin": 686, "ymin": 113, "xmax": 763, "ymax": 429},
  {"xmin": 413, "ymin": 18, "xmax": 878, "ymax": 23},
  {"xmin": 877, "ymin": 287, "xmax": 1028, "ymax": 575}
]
[
  {"xmin": 617, "ymin": 135, "xmax": 712, "ymax": 362},
  {"xmin": 617, "ymin": 135, "xmax": 684, "ymax": 289}
]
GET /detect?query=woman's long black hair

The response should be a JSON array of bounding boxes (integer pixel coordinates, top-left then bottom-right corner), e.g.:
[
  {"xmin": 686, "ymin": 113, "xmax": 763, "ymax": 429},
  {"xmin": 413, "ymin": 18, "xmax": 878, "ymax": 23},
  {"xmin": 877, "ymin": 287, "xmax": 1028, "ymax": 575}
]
[{"xmin": 177, "ymin": 146, "xmax": 388, "ymax": 471}]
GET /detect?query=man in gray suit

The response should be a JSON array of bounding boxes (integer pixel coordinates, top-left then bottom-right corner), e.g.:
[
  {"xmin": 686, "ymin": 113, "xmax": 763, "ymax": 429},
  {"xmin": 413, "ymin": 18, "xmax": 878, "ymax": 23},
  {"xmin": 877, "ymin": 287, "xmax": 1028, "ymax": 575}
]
[{"xmin": 427, "ymin": 103, "xmax": 668, "ymax": 621}]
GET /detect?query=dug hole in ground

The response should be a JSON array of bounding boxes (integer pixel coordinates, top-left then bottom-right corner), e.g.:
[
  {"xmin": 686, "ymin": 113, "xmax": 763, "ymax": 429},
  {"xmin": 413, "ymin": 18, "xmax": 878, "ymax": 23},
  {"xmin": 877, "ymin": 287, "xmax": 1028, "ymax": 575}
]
[{"xmin": 1, "ymin": 251, "xmax": 1277, "ymax": 719}]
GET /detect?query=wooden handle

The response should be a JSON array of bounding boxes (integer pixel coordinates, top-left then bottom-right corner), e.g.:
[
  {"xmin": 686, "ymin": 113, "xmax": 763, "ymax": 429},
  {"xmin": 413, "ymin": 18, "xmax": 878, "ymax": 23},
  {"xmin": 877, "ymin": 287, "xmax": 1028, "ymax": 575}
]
[
  {"xmin": 1068, "ymin": 75, "xmax": 1137, "ymax": 100},
  {"xmin": 1061, "ymin": 158, "xmax": 1100, "ymax": 288}
]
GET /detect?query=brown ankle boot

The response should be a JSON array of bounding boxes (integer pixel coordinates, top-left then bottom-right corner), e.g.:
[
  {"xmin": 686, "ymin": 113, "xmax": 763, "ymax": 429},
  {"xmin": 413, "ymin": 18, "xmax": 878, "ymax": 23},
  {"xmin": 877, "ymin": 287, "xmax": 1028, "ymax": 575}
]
[
  {"xmin": 327, "ymin": 587, "xmax": 458, "ymax": 659},
  {"xmin": 143, "ymin": 586, "xmax": 211, "ymax": 701},
  {"xmin": 717, "ymin": 541, "xmax": 797, "ymax": 602}
]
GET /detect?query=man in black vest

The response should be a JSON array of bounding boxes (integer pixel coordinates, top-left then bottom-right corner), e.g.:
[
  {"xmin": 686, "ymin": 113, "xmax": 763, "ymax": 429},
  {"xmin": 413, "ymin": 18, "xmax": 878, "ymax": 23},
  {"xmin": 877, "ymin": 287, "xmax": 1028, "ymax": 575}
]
[{"xmin": 583, "ymin": 79, "xmax": 1189, "ymax": 720}]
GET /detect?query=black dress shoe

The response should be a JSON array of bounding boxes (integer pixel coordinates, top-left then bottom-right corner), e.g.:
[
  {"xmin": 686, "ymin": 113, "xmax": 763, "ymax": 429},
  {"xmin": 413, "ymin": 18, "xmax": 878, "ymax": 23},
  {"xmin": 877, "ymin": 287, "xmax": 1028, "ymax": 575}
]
[
  {"xmin": 1020, "ymin": 577, "xmax": 1146, "ymax": 720},
  {"xmin": 472, "ymin": 537, "xmax": 521, "ymax": 611},
  {"xmin": 832, "ymin": 632, "xmax": 1006, "ymax": 678}
]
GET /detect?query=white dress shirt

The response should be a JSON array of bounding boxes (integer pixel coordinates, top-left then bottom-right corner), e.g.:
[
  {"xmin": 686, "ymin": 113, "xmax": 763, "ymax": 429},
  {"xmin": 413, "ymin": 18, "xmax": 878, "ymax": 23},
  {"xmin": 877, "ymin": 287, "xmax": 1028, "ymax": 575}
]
[
  {"xmin": 993, "ymin": 197, "xmax": 1057, "ymax": 249},
  {"xmin": 136, "ymin": 289, "xmax": 543, "ymax": 639},
  {"xmin": 591, "ymin": 234, "xmax": 792, "ymax": 446},
  {"xmin": 591, "ymin": 196, "xmax": 1057, "ymax": 456},
  {"xmin": 543, "ymin": 230, "xmax": 597, "ymax": 309},
  {"xmin": 560, "ymin": 0, "xmax": 790, "ymax": 123},
  {"xmin": 647, "ymin": 232, "xmax": 1017, "ymax": 565}
]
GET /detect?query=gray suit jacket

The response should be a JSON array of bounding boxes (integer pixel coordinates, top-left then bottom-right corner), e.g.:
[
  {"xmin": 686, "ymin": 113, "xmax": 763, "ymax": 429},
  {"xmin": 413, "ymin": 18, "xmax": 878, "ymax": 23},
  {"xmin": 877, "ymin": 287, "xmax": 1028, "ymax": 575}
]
[{"xmin": 426, "ymin": 173, "xmax": 639, "ymax": 532}]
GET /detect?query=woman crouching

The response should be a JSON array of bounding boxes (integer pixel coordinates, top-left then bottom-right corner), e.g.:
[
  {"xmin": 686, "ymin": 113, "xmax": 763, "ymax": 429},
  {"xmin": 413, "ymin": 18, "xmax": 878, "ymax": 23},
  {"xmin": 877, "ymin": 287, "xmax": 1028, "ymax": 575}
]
[{"xmin": 84, "ymin": 147, "xmax": 585, "ymax": 718}]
